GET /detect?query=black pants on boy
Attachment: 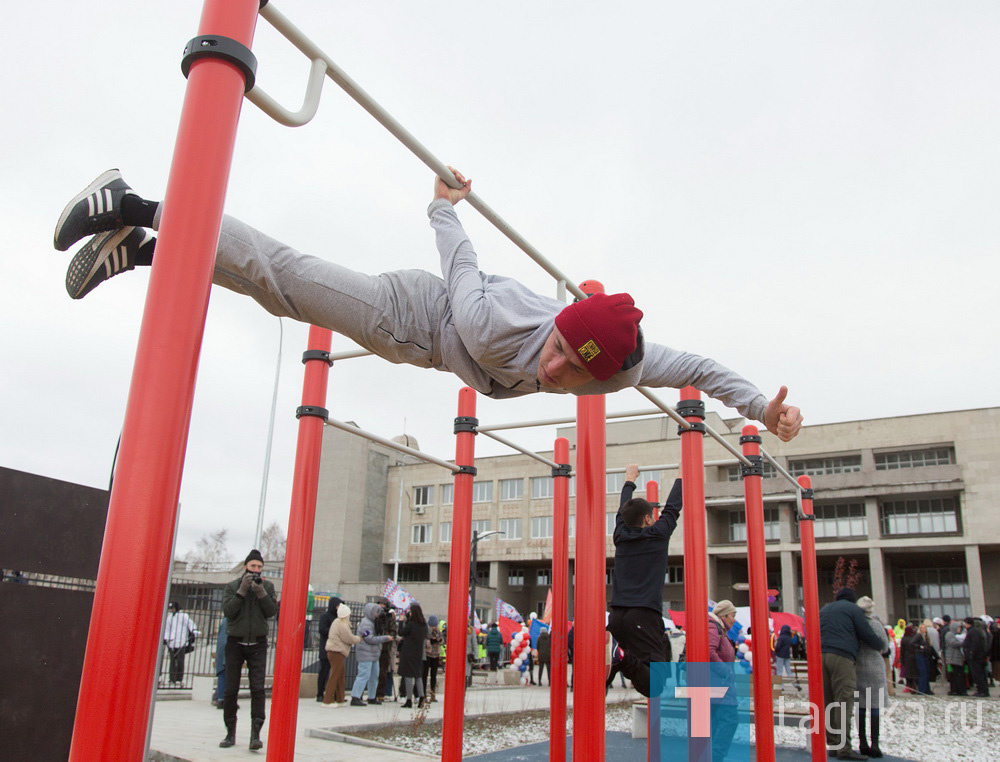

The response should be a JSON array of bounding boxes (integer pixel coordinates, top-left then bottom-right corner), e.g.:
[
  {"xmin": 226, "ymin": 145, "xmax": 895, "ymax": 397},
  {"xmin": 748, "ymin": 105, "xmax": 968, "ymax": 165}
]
[{"xmin": 607, "ymin": 606, "xmax": 667, "ymax": 698}]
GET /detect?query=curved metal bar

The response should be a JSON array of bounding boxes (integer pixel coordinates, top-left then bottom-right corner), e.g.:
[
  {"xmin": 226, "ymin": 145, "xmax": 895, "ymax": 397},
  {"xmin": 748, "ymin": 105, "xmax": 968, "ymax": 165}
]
[{"xmin": 245, "ymin": 57, "xmax": 328, "ymax": 127}]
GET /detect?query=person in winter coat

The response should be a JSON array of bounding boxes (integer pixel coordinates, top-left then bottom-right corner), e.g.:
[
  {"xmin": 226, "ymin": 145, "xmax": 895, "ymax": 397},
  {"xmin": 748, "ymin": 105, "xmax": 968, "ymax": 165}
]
[
  {"xmin": 773, "ymin": 624, "xmax": 800, "ymax": 690},
  {"xmin": 818, "ymin": 587, "xmax": 885, "ymax": 760},
  {"xmin": 708, "ymin": 600, "xmax": 739, "ymax": 762},
  {"xmin": 398, "ymin": 604, "xmax": 430, "ymax": 707},
  {"xmin": 485, "ymin": 622, "xmax": 503, "ymax": 671},
  {"xmin": 943, "ymin": 620, "xmax": 967, "ymax": 696},
  {"xmin": 854, "ymin": 597, "xmax": 889, "ymax": 758},
  {"xmin": 323, "ymin": 603, "xmax": 360, "ymax": 705},
  {"xmin": 315, "ymin": 596, "xmax": 342, "ymax": 701},
  {"xmin": 605, "ymin": 464, "xmax": 683, "ymax": 698},
  {"xmin": 350, "ymin": 602, "xmax": 393, "ymax": 706},
  {"xmin": 893, "ymin": 618, "xmax": 906, "ymax": 643},
  {"xmin": 989, "ymin": 618, "xmax": 1000, "ymax": 684},
  {"xmin": 963, "ymin": 617, "xmax": 990, "ymax": 697},
  {"xmin": 536, "ymin": 629, "xmax": 552, "ymax": 686},
  {"xmin": 915, "ymin": 621, "xmax": 934, "ymax": 693},
  {"xmin": 374, "ymin": 599, "xmax": 398, "ymax": 702},
  {"xmin": 899, "ymin": 625, "xmax": 921, "ymax": 693},
  {"xmin": 423, "ymin": 615, "xmax": 443, "ymax": 700}
]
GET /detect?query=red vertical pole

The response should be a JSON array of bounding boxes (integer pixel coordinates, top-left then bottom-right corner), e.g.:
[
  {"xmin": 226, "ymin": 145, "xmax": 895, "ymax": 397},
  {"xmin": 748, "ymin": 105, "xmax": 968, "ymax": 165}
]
[
  {"xmin": 442, "ymin": 387, "xmax": 477, "ymax": 762},
  {"xmin": 574, "ymin": 277, "xmax": 607, "ymax": 762},
  {"xmin": 798, "ymin": 476, "xmax": 826, "ymax": 762},
  {"xmin": 647, "ymin": 480, "xmax": 659, "ymax": 520},
  {"xmin": 679, "ymin": 388, "xmax": 708, "ymax": 663},
  {"xmin": 550, "ymin": 438, "xmax": 570, "ymax": 762},
  {"xmin": 574, "ymin": 392, "xmax": 606, "ymax": 762},
  {"xmin": 740, "ymin": 425, "xmax": 776, "ymax": 762},
  {"xmin": 265, "ymin": 327, "xmax": 332, "ymax": 761},
  {"xmin": 68, "ymin": 2, "xmax": 259, "ymax": 760}
]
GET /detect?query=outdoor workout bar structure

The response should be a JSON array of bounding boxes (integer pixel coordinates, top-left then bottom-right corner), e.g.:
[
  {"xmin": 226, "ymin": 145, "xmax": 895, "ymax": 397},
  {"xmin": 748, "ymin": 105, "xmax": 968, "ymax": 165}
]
[{"xmin": 67, "ymin": 1, "xmax": 823, "ymax": 759}]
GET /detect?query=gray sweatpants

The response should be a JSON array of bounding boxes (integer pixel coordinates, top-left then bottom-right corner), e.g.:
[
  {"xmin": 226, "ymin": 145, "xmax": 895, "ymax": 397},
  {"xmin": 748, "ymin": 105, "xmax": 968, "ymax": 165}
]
[{"xmin": 212, "ymin": 215, "xmax": 449, "ymax": 369}]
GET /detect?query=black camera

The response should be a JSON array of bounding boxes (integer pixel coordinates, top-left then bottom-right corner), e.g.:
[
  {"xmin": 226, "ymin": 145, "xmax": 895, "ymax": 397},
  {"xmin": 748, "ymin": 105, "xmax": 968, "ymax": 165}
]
[{"xmin": 251, "ymin": 572, "xmax": 262, "ymax": 583}]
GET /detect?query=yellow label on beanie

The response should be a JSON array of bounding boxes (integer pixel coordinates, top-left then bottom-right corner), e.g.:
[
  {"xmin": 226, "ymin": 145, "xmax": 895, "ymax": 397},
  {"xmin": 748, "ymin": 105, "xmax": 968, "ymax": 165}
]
[{"xmin": 577, "ymin": 340, "xmax": 601, "ymax": 362}]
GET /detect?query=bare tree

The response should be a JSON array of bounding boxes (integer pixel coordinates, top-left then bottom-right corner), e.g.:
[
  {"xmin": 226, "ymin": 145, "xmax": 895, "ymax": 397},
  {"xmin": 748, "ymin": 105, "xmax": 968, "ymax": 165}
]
[
  {"xmin": 182, "ymin": 528, "xmax": 233, "ymax": 571},
  {"xmin": 260, "ymin": 521, "xmax": 286, "ymax": 562}
]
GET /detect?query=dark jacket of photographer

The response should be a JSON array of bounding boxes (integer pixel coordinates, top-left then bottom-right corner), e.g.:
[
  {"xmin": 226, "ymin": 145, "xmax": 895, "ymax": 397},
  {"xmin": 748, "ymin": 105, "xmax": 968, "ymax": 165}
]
[{"xmin": 223, "ymin": 575, "xmax": 278, "ymax": 641}]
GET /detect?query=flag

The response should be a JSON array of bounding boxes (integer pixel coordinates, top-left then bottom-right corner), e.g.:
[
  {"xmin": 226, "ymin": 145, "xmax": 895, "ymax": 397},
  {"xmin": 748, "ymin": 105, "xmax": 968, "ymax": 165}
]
[
  {"xmin": 498, "ymin": 615, "xmax": 522, "ymax": 644},
  {"xmin": 495, "ymin": 597, "xmax": 523, "ymax": 624},
  {"xmin": 541, "ymin": 588, "xmax": 553, "ymax": 625},
  {"xmin": 383, "ymin": 579, "xmax": 413, "ymax": 610}
]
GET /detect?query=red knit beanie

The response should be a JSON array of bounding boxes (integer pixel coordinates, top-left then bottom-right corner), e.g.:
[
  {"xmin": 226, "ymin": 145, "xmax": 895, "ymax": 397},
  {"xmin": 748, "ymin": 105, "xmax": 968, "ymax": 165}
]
[{"xmin": 554, "ymin": 293, "xmax": 643, "ymax": 381}]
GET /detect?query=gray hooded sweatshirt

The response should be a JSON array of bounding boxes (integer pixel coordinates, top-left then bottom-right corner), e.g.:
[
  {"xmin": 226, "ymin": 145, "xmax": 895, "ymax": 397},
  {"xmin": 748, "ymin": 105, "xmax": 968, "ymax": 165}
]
[
  {"xmin": 355, "ymin": 602, "xmax": 391, "ymax": 663},
  {"xmin": 211, "ymin": 203, "xmax": 768, "ymax": 421}
]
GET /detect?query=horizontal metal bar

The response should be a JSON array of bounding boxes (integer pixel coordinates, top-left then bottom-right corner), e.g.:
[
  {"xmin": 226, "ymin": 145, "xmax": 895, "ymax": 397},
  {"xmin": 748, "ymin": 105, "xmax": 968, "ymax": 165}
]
[
  {"xmin": 759, "ymin": 447, "xmax": 804, "ymax": 493},
  {"xmin": 478, "ymin": 431, "xmax": 560, "ymax": 470},
  {"xmin": 258, "ymin": 4, "xmax": 586, "ymax": 301},
  {"xmin": 478, "ymin": 408, "xmax": 663, "ymax": 433},
  {"xmin": 706, "ymin": 493, "xmax": 799, "ymax": 507},
  {"xmin": 702, "ymin": 422, "xmax": 753, "ymax": 467},
  {"xmin": 605, "ymin": 459, "xmax": 736, "ymax": 475},
  {"xmin": 326, "ymin": 348, "xmax": 375, "ymax": 362},
  {"xmin": 324, "ymin": 417, "xmax": 460, "ymax": 472},
  {"xmin": 634, "ymin": 387, "xmax": 691, "ymax": 429}
]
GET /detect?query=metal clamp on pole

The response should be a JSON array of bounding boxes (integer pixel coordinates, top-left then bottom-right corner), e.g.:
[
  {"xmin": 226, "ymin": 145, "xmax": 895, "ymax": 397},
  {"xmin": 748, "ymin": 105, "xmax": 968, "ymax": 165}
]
[
  {"xmin": 797, "ymin": 488, "xmax": 816, "ymax": 520},
  {"xmin": 454, "ymin": 416, "xmax": 479, "ymax": 435},
  {"xmin": 295, "ymin": 405, "xmax": 329, "ymax": 420},
  {"xmin": 456, "ymin": 464, "xmax": 478, "ymax": 477},
  {"xmin": 301, "ymin": 349, "xmax": 333, "ymax": 366},
  {"xmin": 551, "ymin": 464, "xmax": 572, "ymax": 478},
  {"xmin": 739, "ymin": 433, "xmax": 763, "ymax": 445},
  {"xmin": 739, "ymin": 454, "xmax": 764, "ymax": 479},
  {"xmin": 676, "ymin": 398, "xmax": 706, "ymax": 435},
  {"xmin": 181, "ymin": 36, "xmax": 258, "ymax": 92}
]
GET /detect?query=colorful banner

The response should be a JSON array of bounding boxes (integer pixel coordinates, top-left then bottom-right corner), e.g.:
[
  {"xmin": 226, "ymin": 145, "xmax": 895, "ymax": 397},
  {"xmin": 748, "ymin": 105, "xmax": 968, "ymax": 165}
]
[{"xmin": 383, "ymin": 578, "xmax": 413, "ymax": 610}]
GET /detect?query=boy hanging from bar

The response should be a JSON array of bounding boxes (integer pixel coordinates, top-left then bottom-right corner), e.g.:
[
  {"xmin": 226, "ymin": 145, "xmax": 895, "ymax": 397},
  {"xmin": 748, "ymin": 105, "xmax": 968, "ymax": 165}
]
[
  {"xmin": 52, "ymin": 167, "xmax": 803, "ymax": 442},
  {"xmin": 606, "ymin": 464, "xmax": 682, "ymax": 698}
]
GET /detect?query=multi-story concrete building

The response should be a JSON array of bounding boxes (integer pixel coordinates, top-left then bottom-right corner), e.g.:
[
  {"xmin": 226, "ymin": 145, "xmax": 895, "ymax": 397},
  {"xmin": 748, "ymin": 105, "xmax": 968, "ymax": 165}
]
[{"xmin": 310, "ymin": 408, "xmax": 1000, "ymax": 625}]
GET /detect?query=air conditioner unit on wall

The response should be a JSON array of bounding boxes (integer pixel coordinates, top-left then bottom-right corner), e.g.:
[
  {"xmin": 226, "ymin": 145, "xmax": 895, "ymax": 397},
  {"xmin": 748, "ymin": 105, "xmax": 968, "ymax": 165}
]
[{"xmin": 415, "ymin": 505, "xmax": 426, "ymax": 515}]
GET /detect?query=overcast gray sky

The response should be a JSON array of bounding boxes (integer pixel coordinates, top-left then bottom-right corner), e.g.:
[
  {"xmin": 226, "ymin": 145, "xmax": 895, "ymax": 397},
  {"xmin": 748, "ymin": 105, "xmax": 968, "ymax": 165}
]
[{"xmin": 3, "ymin": 2, "xmax": 998, "ymax": 561}]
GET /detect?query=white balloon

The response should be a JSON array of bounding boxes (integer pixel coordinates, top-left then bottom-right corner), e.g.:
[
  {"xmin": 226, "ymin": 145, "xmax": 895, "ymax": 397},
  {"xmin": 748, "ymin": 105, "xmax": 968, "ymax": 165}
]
[
  {"xmin": 509, "ymin": 663, "xmax": 519, "ymax": 671},
  {"xmin": 744, "ymin": 652, "xmax": 753, "ymax": 663},
  {"xmin": 513, "ymin": 633, "xmax": 523, "ymax": 642},
  {"xmin": 520, "ymin": 676, "xmax": 529, "ymax": 685},
  {"xmin": 738, "ymin": 643, "xmax": 749, "ymax": 654},
  {"xmin": 529, "ymin": 612, "xmax": 538, "ymax": 619},
  {"xmin": 514, "ymin": 657, "xmax": 523, "ymax": 666}
]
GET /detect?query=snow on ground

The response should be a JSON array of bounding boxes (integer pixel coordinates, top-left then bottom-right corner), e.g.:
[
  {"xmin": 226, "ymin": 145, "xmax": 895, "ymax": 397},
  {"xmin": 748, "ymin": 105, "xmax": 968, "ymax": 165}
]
[{"xmin": 346, "ymin": 693, "xmax": 997, "ymax": 759}]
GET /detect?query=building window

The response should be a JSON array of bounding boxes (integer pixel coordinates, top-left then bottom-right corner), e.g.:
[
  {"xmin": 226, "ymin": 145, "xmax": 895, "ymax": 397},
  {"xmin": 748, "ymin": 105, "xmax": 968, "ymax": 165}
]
[
  {"xmin": 531, "ymin": 516, "xmax": 554, "ymax": 539},
  {"xmin": 500, "ymin": 478, "xmax": 524, "ymax": 501},
  {"xmin": 536, "ymin": 601, "xmax": 547, "ymax": 617},
  {"xmin": 531, "ymin": 476, "xmax": 553, "ymax": 499},
  {"xmin": 665, "ymin": 565, "xmax": 684, "ymax": 584},
  {"xmin": 499, "ymin": 517, "xmax": 522, "ymax": 540},
  {"xmin": 508, "ymin": 568, "xmax": 525, "ymax": 586},
  {"xmin": 812, "ymin": 503, "xmax": 866, "ymax": 539},
  {"xmin": 875, "ymin": 447, "xmax": 955, "ymax": 470},
  {"xmin": 725, "ymin": 462, "xmax": 777, "ymax": 482},
  {"xmin": 413, "ymin": 485, "xmax": 434, "ymax": 507},
  {"xmin": 569, "ymin": 514, "xmax": 576, "ymax": 537},
  {"xmin": 606, "ymin": 565, "xmax": 615, "ymax": 585},
  {"xmin": 728, "ymin": 509, "xmax": 780, "ymax": 542},
  {"xmin": 440, "ymin": 483, "xmax": 454, "ymax": 505},
  {"xmin": 880, "ymin": 497, "xmax": 959, "ymax": 536},
  {"xmin": 439, "ymin": 521, "xmax": 452, "ymax": 543},
  {"xmin": 537, "ymin": 568, "xmax": 551, "ymax": 586},
  {"xmin": 475, "ymin": 563, "xmax": 490, "ymax": 585},
  {"xmin": 411, "ymin": 523, "xmax": 432, "ymax": 544},
  {"xmin": 397, "ymin": 564, "xmax": 430, "ymax": 583},
  {"xmin": 900, "ymin": 567, "xmax": 970, "ymax": 621},
  {"xmin": 788, "ymin": 454, "xmax": 862, "ymax": 477},
  {"xmin": 472, "ymin": 481, "xmax": 493, "ymax": 503},
  {"xmin": 471, "ymin": 519, "xmax": 492, "ymax": 539},
  {"xmin": 607, "ymin": 513, "xmax": 617, "ymax": 535}
]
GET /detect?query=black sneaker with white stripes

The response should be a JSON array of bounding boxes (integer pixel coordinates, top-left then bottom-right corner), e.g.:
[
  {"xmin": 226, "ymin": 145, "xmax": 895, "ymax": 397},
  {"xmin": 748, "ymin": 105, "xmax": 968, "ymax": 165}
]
[
  {"xmin": 65, "ymin": 227, "xmax": 154, "ymax": 299},
  {"xmin": 53, "ymin": 169, "xmax": 135, "ymax": 251}
]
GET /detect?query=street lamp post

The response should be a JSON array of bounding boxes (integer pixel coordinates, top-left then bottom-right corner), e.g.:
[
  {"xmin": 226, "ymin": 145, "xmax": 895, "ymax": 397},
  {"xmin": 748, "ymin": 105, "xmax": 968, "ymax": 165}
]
[{"xmin": 469, "ymin": 529, "xmax": 504, "ymax": 684}]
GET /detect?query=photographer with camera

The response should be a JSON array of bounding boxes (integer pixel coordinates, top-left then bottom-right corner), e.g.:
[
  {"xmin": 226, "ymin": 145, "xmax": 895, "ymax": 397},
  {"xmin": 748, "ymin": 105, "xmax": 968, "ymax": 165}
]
[{"xmin": 219, "ymin": 549, "xmax": 277, "ymax": 751}]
